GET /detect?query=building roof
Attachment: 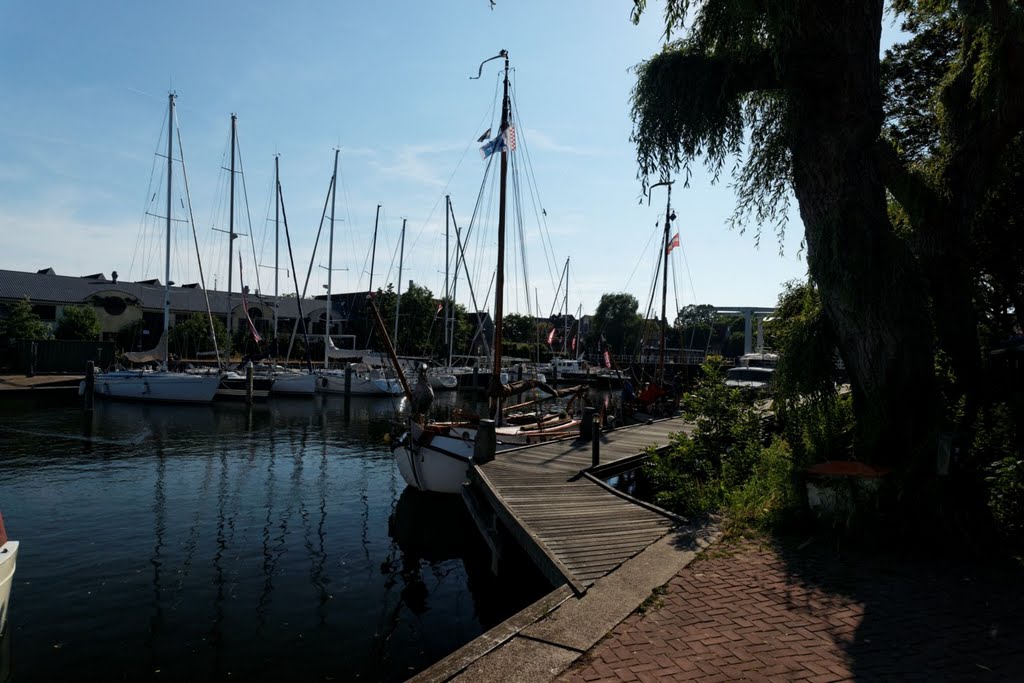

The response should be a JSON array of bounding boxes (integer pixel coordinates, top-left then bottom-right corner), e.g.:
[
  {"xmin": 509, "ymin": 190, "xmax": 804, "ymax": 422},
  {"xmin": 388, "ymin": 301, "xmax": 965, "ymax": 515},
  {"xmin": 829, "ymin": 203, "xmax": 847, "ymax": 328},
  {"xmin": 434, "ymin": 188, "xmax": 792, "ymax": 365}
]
[{"xmin": 0, "ymin": 268, "xmax": 358, "ymax": 319}]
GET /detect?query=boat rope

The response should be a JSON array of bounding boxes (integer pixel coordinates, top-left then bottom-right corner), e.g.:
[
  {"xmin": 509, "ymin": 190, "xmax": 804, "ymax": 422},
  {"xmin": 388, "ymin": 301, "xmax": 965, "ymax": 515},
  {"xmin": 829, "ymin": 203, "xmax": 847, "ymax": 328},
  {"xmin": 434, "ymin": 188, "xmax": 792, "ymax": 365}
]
[{"xmin": 233, "ymin": 131, "xmax": 264, "ymax": 298}]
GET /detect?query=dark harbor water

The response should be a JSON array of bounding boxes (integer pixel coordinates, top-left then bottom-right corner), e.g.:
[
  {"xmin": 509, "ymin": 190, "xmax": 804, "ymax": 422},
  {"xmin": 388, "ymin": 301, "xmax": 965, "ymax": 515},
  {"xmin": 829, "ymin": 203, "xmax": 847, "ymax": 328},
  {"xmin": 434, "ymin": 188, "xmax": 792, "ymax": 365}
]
[{"xmin": 0, "ymin": 392, "xmax": 550, "ymax": 682}]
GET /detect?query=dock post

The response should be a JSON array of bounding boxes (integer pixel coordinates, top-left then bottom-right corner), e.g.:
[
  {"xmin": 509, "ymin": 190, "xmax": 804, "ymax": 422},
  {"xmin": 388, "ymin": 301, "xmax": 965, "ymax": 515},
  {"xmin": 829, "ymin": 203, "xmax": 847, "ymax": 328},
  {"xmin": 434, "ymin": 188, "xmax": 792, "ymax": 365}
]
[
  {"xmin": 84, "ymin": 360, "xmax": 95, "ymax": 412},
  {"xmin": 474, "ymin": 419, "xmax": 497, "ymax": 464},
  {"xmin": 28, "ymin": 341, "xmax": 37, "ymax": 377},
  {"xmin": 472, "ymin": 365, "xmax": 479, "ymax": 390},
  {"xmin": 580, "ymin": 406, "xmax": 595, "ymax": 442},
  {"xmin": 245, "ymin": 361, "xmax": 254, "ymax": 405},
  {"xmin": 517, "ymin": 363, "xmax": 523, "ymax": 381},
  {"xmin": 344, "ymin": 363, "xmax": 352, "ymax": 396},
  {"xmin": 553, "ymin": 363, "xmax": 558, "ymax": 384},
  {"xmin": 592, "ymin": 420, "xmax": 600, "ymax": 468}
]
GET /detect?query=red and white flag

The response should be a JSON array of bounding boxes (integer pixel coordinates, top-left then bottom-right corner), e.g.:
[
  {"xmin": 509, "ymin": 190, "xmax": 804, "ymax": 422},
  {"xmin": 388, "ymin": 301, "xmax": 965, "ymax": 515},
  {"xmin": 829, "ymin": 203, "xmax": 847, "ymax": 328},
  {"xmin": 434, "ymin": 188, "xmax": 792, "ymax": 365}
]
[
  {"xmin": 504, "ymin": 125, "xmax": 517, "ymax": 152},
  {"xmin": 603, "ymin": 350, "xmax": 612, "ymax": 369},
  {"xmin": 547, "ymin": 327, "xmax": 556, "ymax": 346},
  {"xmin": 571, "ymin": 336, "xmax": 577, "ymax": 352},
  {"xmin": 666, "ymin": 232, "xmax": 680, "ymax": 255}
]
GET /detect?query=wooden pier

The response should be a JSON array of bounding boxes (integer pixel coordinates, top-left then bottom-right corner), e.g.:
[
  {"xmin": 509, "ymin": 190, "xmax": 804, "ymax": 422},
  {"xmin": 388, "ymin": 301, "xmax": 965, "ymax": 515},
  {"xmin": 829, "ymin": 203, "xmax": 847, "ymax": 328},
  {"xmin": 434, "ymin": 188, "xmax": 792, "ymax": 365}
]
[{"xmin": 464, "ymin": 416, "xmax": 693, "ymax": 594}]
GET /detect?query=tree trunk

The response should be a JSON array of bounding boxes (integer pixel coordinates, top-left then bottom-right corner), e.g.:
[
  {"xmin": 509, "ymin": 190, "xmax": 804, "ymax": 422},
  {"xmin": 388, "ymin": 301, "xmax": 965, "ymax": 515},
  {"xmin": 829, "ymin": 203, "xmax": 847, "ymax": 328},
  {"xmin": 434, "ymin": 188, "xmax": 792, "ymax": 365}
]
[{"xmin": 789, "ymin": 0, "xmax": 937, "ymax": 467}]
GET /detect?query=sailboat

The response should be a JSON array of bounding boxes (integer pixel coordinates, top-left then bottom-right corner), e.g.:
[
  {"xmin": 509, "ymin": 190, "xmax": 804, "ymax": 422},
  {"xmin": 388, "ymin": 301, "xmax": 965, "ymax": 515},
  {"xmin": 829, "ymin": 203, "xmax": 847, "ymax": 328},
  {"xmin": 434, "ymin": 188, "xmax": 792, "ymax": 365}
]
[
  {"xmin": 265, "ymin": 154, "xmax": 318, "ymax": 395},
  {"xmin": 85, "ymin": 94, "xmax": 221, "ymax": 403},
  {"xmin": 393, "ymin": 51, "xmax": 584, "ymax": 494},
  {"xmin": 0, "ymin": 512, "xmax": 17, "ymax": 637},
  {"xmin": 314, "ymin": 151, "xmax": 404, "ymax": 397}
]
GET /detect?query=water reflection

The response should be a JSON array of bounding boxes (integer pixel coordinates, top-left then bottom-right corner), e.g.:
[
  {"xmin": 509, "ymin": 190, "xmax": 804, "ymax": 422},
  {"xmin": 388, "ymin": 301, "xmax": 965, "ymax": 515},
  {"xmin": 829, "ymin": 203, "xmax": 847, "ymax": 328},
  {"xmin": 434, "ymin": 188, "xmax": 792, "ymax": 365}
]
[{"xmin": 0, "ymin": 393, "xmax": 548, "ymax": 681}]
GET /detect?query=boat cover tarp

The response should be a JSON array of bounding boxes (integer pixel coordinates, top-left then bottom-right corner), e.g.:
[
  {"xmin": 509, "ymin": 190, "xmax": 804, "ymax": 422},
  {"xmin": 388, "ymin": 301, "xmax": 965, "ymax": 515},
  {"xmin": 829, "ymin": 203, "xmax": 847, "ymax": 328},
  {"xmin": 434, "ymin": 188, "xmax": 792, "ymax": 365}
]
[{"xmin": 124, "ymin": 335, "xmax": 166, "ymax": 364}]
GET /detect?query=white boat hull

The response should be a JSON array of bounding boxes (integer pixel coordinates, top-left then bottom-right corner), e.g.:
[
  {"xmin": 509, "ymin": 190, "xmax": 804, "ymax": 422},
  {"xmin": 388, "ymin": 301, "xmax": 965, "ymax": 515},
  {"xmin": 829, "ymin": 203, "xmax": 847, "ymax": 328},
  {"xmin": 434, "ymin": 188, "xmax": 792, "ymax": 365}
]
[
  {"xmin": 396, "ymin": 421, "xmax": 475, "ymax": 494},
  {"xmin": 428, "ymin": 373, "xmax": 458, "ymax": 391},
  {"xmin": 270, "ymin": 371, "xmax": 318, "ymax": 395},
  {"xmin": 82, "ymin": 371, "xmax": 221, "ymax": 403},
  {"xmin": 0, "ymin": 541, "xmax": 18, "ymax": 637},
  {"xmin": 319, "ymin": 370, "xmax": 405, "ymax": 396}
]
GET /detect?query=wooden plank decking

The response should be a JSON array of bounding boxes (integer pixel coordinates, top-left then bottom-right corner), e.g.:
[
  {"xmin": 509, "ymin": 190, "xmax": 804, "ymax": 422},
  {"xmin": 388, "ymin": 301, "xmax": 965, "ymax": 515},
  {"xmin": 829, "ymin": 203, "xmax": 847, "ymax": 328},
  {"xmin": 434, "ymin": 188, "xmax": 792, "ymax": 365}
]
[{"xmin": 468, "ymin": 416, "xmax": 692, "ymax": 593}]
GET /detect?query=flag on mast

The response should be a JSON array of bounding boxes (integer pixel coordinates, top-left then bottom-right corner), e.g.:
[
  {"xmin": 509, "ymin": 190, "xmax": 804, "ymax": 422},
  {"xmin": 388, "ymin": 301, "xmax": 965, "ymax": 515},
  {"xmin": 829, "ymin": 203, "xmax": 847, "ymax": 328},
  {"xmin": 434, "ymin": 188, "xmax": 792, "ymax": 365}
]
[
  {"xmin": 547, "ymin": 327, "xmax": 556, "ymax": 346},
  {"xmin": 666, "ymin": 232, "xmax": 680, "ymax": 255}
]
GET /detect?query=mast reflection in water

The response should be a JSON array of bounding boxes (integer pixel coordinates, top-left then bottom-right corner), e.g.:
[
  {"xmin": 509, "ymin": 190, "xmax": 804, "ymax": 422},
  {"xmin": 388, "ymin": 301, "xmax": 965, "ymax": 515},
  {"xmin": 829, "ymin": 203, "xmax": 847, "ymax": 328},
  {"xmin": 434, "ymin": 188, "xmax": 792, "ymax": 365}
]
[{"xmin": 0, "ymin": 394, "xmax": 549, "ymax": 681}]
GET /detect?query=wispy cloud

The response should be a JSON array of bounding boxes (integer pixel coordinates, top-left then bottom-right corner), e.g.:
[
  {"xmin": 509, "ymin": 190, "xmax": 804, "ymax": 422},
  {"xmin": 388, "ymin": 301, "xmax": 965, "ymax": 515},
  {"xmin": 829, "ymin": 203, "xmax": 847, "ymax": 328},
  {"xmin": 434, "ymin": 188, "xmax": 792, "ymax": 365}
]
[
  {"xmin": 519, "ymin": 127, "xmax": 600, "ymax": 157},
  {"xmin": 372, "ymin": 141, "xmax": 466, "ymax": 188}
]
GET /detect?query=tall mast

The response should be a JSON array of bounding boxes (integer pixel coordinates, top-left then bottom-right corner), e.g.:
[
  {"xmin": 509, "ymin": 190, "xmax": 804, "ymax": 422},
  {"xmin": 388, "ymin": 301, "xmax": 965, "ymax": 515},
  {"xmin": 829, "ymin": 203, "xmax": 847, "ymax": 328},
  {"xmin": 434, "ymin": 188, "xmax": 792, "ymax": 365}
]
[
  {"xmin": 658, "ymin": 181, "xmax": 673, "ymax": 383},
  {"xmin": 325, "ymin": 148, "xmax": 339, "ymax": 368},
  {"xmin": 163, "ymin": 93, "xmax": 174, "ymax": 371},
  {"xmin": 448, "ymin": 201, "xmax": 461, "ymax": 368},
  {"xmin": 563, "ymin": 257, "xmax": 570, "ymax": 355},
  {"xmin": 444, "ymin": 195, "xmax": 450, "ymax": 348},
  {"xmin": 369, "ymin": 203, "xmax": 381, "ymax": 294},
  {"xmin": 491, "ymin": 50, "xmax": 510, "ymax": 411},
  {"xmin": 227, "ymin": 114, "xmax": 237, "ymax": 354},
  {"xmin": 273, "ymin": 154, "xmax": 280, "ymax": 340},
  {"xmin": 394, "ymin": 218, "xmax": 406, "ymax": 346}
]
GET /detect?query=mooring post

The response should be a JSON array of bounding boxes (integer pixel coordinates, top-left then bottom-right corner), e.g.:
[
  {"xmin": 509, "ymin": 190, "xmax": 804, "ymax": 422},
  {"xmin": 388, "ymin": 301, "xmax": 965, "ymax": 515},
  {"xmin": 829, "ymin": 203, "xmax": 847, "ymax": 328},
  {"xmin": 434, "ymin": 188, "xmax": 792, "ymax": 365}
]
[
  {"xmin": 84, "ymin": 360, "xmax": 95, "ymax": 412},
  {"xmin": 581, "ymin": 406, "xmax": 595, "ymax": 442},
  {"xmin": 344, "ymin": 363, "xmax": 353, "ymax": 396},
  {"xmin": 472, "ymin": 365, "xmax": 479, "ymax": 390},
  {"xmin": 474, "ymin": 419, "xmax": 497, "ymax": 464},
  {"xmin": 517, "ymin": 363, "xmax": 523, "ymax": 381},
  {"xmin": 592, "ymin": 419, "xmax": 601, "ymax": 468},
  {"xmin": 28, "ymin": 341, "xmax": 37, "ymax": 377},
  {"xmin": 552, "ymin": 363, "xmax": 558, "ymax": 384},
  {"xmin": 245, "ymin": 360, "xmax": 254, "ymax": 405}
]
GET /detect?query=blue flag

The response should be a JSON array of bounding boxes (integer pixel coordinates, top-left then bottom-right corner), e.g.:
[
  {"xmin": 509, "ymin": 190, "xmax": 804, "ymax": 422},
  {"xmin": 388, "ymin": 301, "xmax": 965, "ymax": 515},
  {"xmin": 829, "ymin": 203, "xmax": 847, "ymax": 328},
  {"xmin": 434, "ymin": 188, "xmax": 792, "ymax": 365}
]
[{"xmin": 479, "ymin": 134, "xmax": 504, "ymax": 159}]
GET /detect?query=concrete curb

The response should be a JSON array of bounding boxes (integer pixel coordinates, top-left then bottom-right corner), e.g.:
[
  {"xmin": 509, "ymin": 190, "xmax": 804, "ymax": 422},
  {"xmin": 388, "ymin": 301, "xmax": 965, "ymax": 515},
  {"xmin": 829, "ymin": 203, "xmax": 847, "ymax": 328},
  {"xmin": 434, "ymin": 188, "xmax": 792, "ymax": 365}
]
[{"xmin": 411, "ymin": 519, "xmax": 722, "ymax": 683}]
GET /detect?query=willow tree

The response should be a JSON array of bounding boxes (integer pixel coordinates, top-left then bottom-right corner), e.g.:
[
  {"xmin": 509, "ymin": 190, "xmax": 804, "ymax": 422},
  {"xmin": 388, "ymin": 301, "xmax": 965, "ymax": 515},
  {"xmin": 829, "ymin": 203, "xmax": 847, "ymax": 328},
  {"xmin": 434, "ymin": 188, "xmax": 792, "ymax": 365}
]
[
  {"xmin": 878, "ymin": 0, "xmax": 1024, "ymax": 421},
  {"xmin": 630, "ymin": 1, "xmax": 938, "ymax": 467}
]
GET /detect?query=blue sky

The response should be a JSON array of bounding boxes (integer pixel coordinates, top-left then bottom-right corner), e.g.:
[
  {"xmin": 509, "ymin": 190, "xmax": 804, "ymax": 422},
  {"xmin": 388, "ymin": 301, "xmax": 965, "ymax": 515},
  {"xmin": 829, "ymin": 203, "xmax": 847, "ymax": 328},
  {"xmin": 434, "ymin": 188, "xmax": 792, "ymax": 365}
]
[{"xmin": 0, "ymin": 2, "xmax": 907, "ymax": 316}]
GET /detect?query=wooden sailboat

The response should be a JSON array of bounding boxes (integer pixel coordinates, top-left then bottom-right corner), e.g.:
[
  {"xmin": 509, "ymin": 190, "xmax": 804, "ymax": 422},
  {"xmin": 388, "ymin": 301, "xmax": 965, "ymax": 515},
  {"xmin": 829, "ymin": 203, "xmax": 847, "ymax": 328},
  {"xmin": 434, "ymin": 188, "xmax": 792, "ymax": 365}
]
[
  {"xmin": 0, "ymin": 512, "xmax": 18, "ymax": 637},
  {"xmin": 393, "ymin": 51, "xmax": 584, "ymax": 494},
  {"xmin": 86, "ymin": 93, "xmax": 221, "ymax": 403}
]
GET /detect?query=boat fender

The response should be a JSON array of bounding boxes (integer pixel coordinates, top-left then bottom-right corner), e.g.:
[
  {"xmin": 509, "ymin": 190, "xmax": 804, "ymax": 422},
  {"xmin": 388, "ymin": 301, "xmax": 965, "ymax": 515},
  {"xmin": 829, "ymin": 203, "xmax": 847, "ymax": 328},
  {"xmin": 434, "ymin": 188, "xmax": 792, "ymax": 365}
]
[{"xmin": 321, "ymin": 377, "xmax": 329, "ymax": 389}]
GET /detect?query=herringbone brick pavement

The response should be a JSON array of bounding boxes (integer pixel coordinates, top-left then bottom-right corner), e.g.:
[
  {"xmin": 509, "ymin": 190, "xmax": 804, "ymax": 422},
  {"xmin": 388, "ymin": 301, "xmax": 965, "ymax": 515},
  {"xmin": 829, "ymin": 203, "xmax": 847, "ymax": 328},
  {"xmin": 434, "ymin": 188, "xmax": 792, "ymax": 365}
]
[{"xmin": 560, "ymin": 538, "xmax": 1024, "ymax": 682}]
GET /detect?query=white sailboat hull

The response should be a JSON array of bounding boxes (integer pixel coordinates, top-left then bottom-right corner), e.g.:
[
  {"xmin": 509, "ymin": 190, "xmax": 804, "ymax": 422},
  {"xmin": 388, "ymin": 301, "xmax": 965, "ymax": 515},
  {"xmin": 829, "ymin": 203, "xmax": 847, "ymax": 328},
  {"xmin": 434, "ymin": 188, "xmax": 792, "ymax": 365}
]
[
  {"xmin": 428, "ymin": 373, "xmax": 458, "ymax": 391},
  {"xmin": 83, "ymin": 371, "xmax": 221, "ymax": 403},
  {"xmin": 270, "ymin": 371, "xmax": 318, "ymax": 395},
  {"xmin": 319, "ymin": 370, "xmax": 405, "ymax": 396},
  {"xmin": 0, "ymin": 541, "xmax": 19, "ymax": 637}
]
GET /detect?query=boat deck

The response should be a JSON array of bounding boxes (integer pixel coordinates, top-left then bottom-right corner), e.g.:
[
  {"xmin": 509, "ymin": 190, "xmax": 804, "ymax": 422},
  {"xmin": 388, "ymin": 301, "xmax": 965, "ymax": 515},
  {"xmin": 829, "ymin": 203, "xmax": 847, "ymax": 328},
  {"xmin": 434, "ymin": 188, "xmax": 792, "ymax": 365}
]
[{"xmin": 467, "ymin": 416, "xmax": 692, "ymax": 593}]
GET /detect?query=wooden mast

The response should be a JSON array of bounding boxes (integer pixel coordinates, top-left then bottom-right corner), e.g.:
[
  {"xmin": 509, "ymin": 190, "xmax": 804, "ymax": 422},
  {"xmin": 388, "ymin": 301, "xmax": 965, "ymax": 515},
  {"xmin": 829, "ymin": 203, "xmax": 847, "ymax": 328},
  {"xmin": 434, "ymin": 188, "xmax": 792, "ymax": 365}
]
[{"xmin": 490, "ymin": 50, "xmax": 510, "ymax": 416}]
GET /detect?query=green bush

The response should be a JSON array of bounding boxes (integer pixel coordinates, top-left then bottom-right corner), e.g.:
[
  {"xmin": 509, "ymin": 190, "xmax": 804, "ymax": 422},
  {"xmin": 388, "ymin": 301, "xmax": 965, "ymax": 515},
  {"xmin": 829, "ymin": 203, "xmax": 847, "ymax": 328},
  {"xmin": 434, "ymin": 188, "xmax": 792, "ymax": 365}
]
[
  {"xmin": 726, "ymin": 439, "xmax": 799, "ymax": 530},
  {"xmin": 55, "ymin": 305, "xmax": 101, "ymax": 341},
  {"xmin": 977, "ymin": 403, "xmax": 1024, "ymax": 546}
]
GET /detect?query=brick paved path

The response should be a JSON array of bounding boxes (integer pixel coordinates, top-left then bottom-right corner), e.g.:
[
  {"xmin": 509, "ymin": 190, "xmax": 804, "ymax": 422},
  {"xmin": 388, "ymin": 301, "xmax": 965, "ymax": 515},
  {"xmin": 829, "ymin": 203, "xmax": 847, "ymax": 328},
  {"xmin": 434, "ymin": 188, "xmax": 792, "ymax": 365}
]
[{"xmin": 560, "ymin": 538, "xmax": 1024, "ymax": 682}]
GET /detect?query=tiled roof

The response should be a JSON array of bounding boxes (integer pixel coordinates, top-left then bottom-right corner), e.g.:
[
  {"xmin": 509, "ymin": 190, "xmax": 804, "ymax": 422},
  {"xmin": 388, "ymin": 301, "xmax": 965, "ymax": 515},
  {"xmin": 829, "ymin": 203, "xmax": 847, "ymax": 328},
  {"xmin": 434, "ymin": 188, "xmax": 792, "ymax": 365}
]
[{"xmin": 0, "ymin": 268, "xmax": 356, "ymax": 319}]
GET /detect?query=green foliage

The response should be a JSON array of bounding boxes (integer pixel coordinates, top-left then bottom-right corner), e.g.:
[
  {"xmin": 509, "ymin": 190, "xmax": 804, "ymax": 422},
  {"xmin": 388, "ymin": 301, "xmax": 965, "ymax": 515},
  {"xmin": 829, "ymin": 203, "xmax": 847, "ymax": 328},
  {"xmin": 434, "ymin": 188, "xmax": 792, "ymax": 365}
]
[
  {"xmin": 169, "ymin": 313, "xmax": 228, "ymax": 359},
  {"xmin": 55, "ymin": 305, "xmax": 101, "ymax": 341},
  {"xmin": 726, "ymin": 439, "xmax": 799, "ymax": 531},
  {"xmin": 591, "ymin": 292, "xmax": 642, "ymax": 353},
  {"xmin": 0, "ymin": 297, "xmax": 51, "ymax": 343},
  {"xmin": 502, "ymin": 313, "xmax": 535, "ymax": 344},
  {"xmin": 644, "ymin": 358, "xmax": 788, "ymax": 525},
  {"xmin": 975, "ymin": 403, "xmax": 1024, "ymax": 547},
  {"xmin": 770, "ymin": 280, "xmax": 841, "ymax": 402}
]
